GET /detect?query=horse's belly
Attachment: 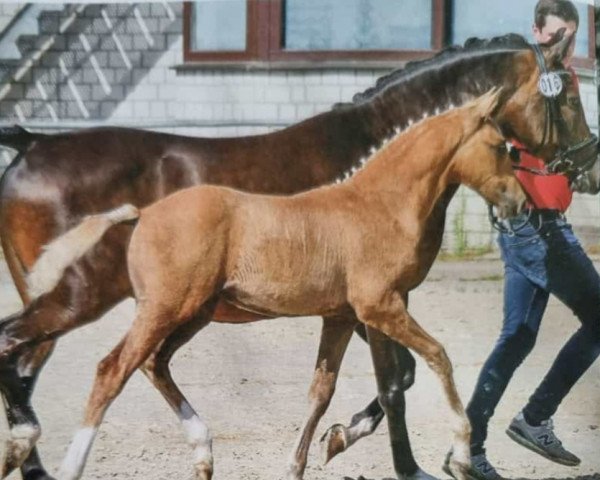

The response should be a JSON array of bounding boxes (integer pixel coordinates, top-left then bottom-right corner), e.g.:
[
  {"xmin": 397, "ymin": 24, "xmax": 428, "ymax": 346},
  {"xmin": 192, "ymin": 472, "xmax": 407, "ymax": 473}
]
[{"xmin": 222, "ymin": 275, "xmax": 346, "ymax": 317}]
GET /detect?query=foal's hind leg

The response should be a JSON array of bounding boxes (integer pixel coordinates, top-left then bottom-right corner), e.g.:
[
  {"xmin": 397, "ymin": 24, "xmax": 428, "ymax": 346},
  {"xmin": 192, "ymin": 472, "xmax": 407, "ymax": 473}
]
[
  {"xmin": 58, "ymin": 302, "xmax": 214, "ymax": 480},
  {"xmin": 352, "ymin": 290, "xmax": 471, "ymax": 480},
  {"xmin": 140, "ymin": 316, "xmax": 214, "ymax": 479},
  {"xmin": 320, "ymin": 322, "xmax": 416, "ymax": 464},
  {"xmin": 285, "ymin": 316, "xmax": 355, "ymax": 480}
]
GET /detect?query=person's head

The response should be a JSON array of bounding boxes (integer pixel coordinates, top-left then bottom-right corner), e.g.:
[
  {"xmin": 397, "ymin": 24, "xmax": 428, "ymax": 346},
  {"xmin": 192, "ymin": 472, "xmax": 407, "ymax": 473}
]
[{"xmin": 532, "ymin": 0, "xmax": 579, "ymax": 65}]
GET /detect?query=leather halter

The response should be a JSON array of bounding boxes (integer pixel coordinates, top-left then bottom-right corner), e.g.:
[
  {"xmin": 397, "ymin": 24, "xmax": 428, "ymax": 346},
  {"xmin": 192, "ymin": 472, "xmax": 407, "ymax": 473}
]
[
  {"xmin": 530, "ymin": 43, "xmax": 598, "ymax": 178},
  {"xmin": 488, "ymin": 42, "xmax": 598, "ymax": 236}
]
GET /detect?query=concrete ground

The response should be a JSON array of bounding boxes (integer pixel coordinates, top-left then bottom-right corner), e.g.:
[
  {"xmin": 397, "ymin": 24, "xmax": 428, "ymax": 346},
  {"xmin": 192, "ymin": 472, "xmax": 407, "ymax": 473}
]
[{"xmin": 0, "ymin": 257, "xmax": 599, "ymax": 480}]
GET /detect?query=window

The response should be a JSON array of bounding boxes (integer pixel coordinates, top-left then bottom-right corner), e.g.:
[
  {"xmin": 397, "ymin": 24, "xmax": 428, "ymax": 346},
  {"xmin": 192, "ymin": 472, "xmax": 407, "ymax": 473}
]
[
  {"xmin": 452, "ymin": 0, "xmax": 592, "ymax": 67},
  {"xmin": 191, "ymin": 0, "xmax": 247, "ymax": 51},
  {"xmin": 183, "ymin": 0, "xmax": 595, "ymax": 68},
  {"xmin": 184, "ymin": 0, "xmax": 446, "ymax": 63},
  {"xmin": 283, "ymin": 0, "xmax": 432, "ymax": 51}
]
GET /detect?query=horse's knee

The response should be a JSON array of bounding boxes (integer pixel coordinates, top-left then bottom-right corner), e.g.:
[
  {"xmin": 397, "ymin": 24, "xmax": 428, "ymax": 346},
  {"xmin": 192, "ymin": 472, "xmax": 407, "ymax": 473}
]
[{"xmin": 377, "ymin": 386, "xmax": 405, "ymax": 412}]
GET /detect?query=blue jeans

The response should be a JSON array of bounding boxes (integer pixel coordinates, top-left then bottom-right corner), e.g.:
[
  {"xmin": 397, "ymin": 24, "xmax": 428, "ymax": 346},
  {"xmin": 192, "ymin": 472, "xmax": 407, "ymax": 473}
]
[{"xmin": 466, "ymin": 211, "xmax": 600, "ymax": 455}]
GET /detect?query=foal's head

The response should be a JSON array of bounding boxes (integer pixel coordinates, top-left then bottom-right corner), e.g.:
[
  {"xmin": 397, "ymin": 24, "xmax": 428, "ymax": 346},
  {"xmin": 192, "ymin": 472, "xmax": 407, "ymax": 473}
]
[{"xmin": 451, "ymin": 89, "xmax": 527, "ymax": 219}]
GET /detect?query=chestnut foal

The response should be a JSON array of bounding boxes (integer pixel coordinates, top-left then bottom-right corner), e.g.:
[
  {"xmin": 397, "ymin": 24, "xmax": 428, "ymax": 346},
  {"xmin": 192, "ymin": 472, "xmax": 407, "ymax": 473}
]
[{"xmin": 29, "ymin": 89, "xmax": 525, "ymax": 480}]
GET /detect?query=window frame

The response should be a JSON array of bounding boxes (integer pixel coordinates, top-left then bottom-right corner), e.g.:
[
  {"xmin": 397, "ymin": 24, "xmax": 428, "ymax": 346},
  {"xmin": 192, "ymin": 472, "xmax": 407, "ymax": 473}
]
[
  {"xmin": 183, "ymin": 0, "xmax": 447, "ymax": 64},
  {"xmin": 182, "ymin": 1, "xmax": 595, "ymax": 69}
]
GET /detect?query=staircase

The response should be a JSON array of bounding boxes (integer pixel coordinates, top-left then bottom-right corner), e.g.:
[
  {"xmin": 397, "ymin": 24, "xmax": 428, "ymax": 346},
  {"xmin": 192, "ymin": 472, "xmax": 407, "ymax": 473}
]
[{"xmin": 0, "ymin": 2, "xmax": 182, "ymax": 165}]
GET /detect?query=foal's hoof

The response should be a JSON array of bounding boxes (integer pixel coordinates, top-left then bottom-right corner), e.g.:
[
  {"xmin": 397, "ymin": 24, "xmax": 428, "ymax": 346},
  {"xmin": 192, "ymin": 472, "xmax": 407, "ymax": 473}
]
[
  {"xmin": 1, "ymin": 426, "xmax": 41, "ymax": 478},
  {"xmin": 194, "ymin": 461, "xmax": 213, "ymax": 480},
  {"xmin": 447, "ymin": 459, "xmax": 471, "ymax": 480},
  {"xmin": 319, "ymin": 423, "xmax": 348, "ymax": 464}
]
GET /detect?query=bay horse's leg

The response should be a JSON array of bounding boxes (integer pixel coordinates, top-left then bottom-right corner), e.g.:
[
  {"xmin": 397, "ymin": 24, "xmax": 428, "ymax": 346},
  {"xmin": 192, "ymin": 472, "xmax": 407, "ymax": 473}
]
[
  {"xmin": 285, "ymin": 316, "xmax": 355, "ymax": 480},
  {"xmin": 1, "ymin": 229, "xmax": 58, "ymax": 480},
  {"xmin": 0, "ymin": 273, "xmax": 130, "ymax": 478},
  {"xmin": 366, "ymin": 327, "xmax": 438, "ymax": 480},
  {"xmin": 0, "ymin": 222, "xmax": 132, "ymax": 479},
  {"xmin": 353, "ymin": 291, "xmax": 471, "ymax": 480},
  {"xmin": 59, "ymin": 302, "xmax": 214, "ymax": 480},
  {"xmin": 0, "ymin": 342, "xmax": 54, "ymax": 480},
  {"xmin": 320, "ymin": 322, "xmax": 416, "ymax": 464},
  {"xmin": 139, "ymin": 316, "xmax": 214, "ymax": 479}
]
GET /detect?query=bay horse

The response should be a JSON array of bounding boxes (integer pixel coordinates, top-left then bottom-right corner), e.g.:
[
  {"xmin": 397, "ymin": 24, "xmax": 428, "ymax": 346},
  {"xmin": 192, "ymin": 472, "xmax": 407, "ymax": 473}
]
[
  {"xmin": 0, "ymin": 32, "xmax": 596, "ymax": 480},
  {"xmin": 30, "ymin": 89, "xmax": 525, "ymax": 480}
]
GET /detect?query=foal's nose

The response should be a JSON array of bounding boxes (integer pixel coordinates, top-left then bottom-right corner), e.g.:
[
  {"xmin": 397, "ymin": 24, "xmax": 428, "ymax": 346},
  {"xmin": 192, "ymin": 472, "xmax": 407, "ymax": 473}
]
[{"xmin": 498, "ymin": 179, "xmax": 527, "ymax": 219}]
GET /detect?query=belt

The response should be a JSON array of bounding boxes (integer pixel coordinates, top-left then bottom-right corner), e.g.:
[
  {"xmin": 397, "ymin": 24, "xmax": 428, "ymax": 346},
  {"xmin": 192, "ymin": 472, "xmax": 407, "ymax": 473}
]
[{"xmin": 529, "ymin": 208, "xmax": 565, "ymax": 221}]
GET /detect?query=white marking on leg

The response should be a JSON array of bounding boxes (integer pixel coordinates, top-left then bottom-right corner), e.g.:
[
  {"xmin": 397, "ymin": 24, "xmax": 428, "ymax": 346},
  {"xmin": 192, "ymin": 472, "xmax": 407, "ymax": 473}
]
[
  {"xmin": 2, "ymin": 424, "xmax": 41, "ymax": 476},
  {"xmin": 345, "ymin": 415, "xmax": 377, "ymax": 445},
  {"xmin": 178, "ymin": 402, "xmax": 212, "ymax": 468},
  {"xmin": 10, "ymin": 424, "xmax": 40, "ymax": 443},
  {"xmin": 58, "ymin": 427, "xmax": 97, "ymax": 480},
  {"xmin": 451, "ymin": 410, "xmax": 470, "ymax": 466}
]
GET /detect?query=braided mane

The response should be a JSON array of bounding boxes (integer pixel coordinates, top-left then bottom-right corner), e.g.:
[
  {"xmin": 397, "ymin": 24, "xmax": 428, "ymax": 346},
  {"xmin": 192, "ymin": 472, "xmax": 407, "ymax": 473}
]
[{"xmin": 349, "ymin": 33, "xmax": 531, "ymax": 105}]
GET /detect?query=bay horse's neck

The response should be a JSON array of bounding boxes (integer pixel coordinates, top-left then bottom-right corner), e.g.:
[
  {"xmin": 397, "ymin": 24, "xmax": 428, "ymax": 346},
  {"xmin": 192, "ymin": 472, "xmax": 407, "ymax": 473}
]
[{"xmin": 329, "ymin": 47, "xmax": 523, "ymax": 182}]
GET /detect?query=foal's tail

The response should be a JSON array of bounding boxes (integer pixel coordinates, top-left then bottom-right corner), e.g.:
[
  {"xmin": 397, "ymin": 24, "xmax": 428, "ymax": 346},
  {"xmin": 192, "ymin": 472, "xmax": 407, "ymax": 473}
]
[{"xmin": 27, "ymin": 204, "xmax": 140, "ymax": 298}]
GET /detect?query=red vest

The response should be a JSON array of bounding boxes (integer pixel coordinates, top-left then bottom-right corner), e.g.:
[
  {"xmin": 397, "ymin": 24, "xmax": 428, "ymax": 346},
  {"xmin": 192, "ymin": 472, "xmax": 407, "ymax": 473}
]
[
  {"xmin": 511, "ymin": 67, "xmax": 579, "ymax": 212},
  {"xmin": 513, "ymin": 148, "xmax": 572, "ymax": 212}
]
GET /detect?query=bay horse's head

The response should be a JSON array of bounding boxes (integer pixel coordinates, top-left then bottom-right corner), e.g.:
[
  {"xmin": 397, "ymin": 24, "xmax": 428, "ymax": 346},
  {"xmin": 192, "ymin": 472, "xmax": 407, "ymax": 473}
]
[
  {"xmin": 452, "ymin": 88, "xmax": 527, "ymax": 219},
  {"xmin": 498, "ymin": 29, "xmax": 597, "ymax": 178}
]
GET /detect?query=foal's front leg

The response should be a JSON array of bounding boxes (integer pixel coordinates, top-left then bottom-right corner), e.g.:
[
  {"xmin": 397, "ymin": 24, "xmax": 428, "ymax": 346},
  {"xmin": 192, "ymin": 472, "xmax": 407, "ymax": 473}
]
[
  {"xmin": 285, "ymin": 316, "xmax": 355, "ymax": 480},
  {"xmin": 352, "ymin": 290, "xmax": 471, "ymax": 480}
]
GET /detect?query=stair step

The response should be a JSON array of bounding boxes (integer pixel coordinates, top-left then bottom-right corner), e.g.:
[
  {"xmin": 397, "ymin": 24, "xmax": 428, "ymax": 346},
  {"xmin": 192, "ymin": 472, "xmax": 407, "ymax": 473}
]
[{"xmin": 16, "ymin": 33, "xmax": 39, "ymax": 56}]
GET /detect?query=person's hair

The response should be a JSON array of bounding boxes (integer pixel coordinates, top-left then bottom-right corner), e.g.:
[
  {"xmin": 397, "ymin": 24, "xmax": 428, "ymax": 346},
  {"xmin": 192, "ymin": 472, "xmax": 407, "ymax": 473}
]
[{"xmin": 534, "ymin": 0, "xmax": 579, "ymax": 29}]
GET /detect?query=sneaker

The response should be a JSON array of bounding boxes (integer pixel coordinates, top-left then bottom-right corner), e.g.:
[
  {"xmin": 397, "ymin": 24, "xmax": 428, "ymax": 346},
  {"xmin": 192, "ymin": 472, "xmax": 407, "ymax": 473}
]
[
  {"xmin": 442, "ymin": 451, "xmax": 503, "ymax": 480},
  {"xmin": 506, "ymin": 412, "xmax": 580, "ymax": 466}
]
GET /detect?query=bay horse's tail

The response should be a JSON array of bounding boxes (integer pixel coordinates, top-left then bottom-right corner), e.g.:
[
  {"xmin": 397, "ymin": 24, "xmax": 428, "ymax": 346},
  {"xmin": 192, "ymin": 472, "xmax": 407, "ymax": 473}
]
[
  {"xmin": 0, "ymin": 126, "xmax": 39, "ymax": 152},
  {"xmin": 27, "ymin": 204, "xmax": 140, "ymax": 298}
]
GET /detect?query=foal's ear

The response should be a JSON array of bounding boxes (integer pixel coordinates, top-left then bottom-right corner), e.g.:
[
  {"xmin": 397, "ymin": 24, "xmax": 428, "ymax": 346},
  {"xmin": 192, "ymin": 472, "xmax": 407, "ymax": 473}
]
[
  {"xmin": 476, "ymin": 87, "xmax": 503, "ymax": 120},
  {"xmin": 542, "ymin": 28, "xmax": 573, "ymax": 65}
]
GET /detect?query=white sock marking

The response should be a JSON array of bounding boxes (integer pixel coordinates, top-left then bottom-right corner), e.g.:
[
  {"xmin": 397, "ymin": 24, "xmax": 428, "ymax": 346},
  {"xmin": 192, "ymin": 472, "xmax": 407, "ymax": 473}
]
[
  {"xmin": 58, "ymin": 427, "xmax": 97, "ymax": 480},
  {"xmin": 179, "ymin": 402, "xmax": 212, "ymax": 467}
]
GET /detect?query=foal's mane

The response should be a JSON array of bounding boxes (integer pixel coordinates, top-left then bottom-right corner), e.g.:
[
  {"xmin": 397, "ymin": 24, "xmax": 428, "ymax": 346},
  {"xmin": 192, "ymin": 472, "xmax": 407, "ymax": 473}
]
[{"xmin": 342, "ymin": 33, "xmax": 531, "ymax": 106}]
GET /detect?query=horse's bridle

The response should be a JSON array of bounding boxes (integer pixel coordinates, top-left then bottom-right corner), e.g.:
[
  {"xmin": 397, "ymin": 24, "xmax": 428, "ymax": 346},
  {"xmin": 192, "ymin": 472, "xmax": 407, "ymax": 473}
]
[
  {"xmin": 489, "ymin": 42, "xmax": 598, "ymax": 236},
  {"xmin": 530, "ymin": 43, "xmax": 598, "ymax": 177}
]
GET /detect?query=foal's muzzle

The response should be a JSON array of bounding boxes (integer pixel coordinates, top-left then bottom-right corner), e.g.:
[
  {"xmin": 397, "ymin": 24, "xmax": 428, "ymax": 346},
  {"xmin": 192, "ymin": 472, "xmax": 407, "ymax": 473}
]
[{"xmin": 493, "ymin": 180, "xmax": 527, "ymax": 220}]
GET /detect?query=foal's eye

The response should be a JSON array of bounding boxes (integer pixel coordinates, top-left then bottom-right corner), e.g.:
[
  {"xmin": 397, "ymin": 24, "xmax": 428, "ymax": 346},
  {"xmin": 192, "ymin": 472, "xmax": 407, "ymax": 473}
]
[{"xmin": 495, "ymin": 143, "xmax": 508, "ymax": 155}]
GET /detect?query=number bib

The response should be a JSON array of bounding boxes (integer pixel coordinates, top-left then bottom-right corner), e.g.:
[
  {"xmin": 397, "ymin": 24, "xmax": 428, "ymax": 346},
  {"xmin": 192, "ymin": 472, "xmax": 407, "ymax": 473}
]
[{"xmin": 538, "ymin": 72, "xmax": 563, "ymax": 98}]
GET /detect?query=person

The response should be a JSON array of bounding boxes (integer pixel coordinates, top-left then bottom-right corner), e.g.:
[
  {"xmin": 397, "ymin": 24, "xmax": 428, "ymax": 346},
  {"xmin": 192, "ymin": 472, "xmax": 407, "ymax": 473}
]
[{"xmin": 449, "ymin": 1, "xmax": 600, "ymax": 479}]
